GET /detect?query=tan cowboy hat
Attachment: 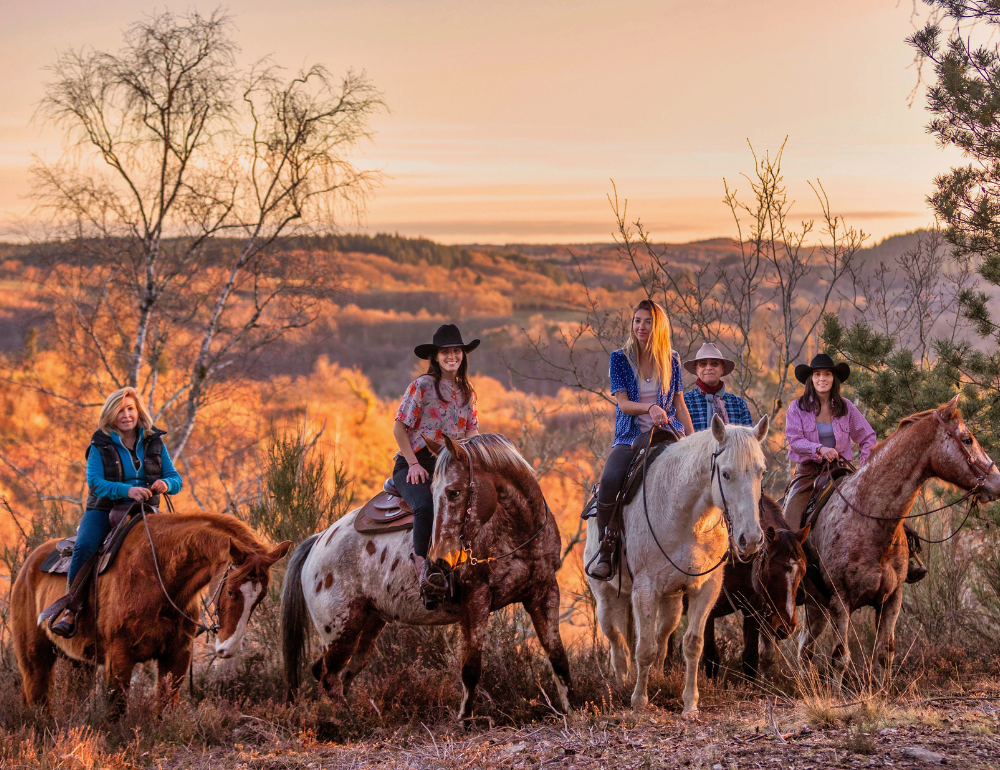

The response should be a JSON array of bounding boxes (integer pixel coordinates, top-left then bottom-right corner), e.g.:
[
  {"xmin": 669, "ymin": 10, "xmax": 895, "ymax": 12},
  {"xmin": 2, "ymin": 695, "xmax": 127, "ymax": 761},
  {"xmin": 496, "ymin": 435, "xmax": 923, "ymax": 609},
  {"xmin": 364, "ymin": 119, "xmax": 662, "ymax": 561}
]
[{"xmin": 683, "ymin": 342, "xmax": 736, "ymax": 376}]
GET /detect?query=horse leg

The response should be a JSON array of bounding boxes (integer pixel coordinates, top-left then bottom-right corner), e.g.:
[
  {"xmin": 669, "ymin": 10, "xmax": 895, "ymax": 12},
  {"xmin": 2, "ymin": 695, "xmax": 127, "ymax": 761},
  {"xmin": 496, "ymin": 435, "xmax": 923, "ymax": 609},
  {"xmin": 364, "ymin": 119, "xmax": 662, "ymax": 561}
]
[
  {"xmin": 702, "ymin": 616, "xmax": 718, "ymax": 679},
  {"xmin": 630, "ymin": 578, "xmax": 666, "ymax": 710},
  {"xmin": 156, "ymin": 639, "xmax": 193, "ymax": 707},
  {"xmin": 797, "ymin": 596, "xmax": 828, "ymax": 671},
  {"xmin": 316, "ymin": 598, "xmax": 369, "ymax": 702},
  {"xmin": 681, "ymin": 578, "xmax": 720, "ymax": 718},
  {"xmin": 339, "ymin": 614, "xmax": 387, "ymax": 698},
  {"xmin": 655, "ymin": 596, "xmax": 683, "ymax": 674},
  {"xmin": 15, "ymin": 627, "xmax": 57, "ymax": 711},
  {"xmin": 664, "ymin": 630, "xmax": 675, "ymax": 674},
  {"xmin": 457, "ymin": 589, "xmax": 491, "ymax": 724},
  {"xmin": 742, "ymin": 614, "xmax": 760, "ymax": 681},
  {"xmin": 759, "ymin": 628, "xmax": 779, "ymax": 680},
  {"xmin": 524, "ymin": 583, "xmax": 573, "ymax": 713},
  {"xmin": 827, "ymin": 594, "xmax": 852, "ymax": 694},
  {"xmin": 873, "ymin": 587, "xmax": 903, "ymax": 687},
  {"xmin": 104, "ymin": 640, "xmax": 137, "ymax": 717},
  {"xmin": 594, "ymin": 585, "xmax": 632, "ymax": 687}
]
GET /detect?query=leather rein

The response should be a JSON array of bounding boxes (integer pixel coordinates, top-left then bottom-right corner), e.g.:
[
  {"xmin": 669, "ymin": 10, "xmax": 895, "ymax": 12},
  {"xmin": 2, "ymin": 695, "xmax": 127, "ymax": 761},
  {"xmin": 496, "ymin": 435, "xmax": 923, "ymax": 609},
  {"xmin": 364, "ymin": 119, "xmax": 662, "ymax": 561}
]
[
  {"xmin": 829, "ymin": 409, "xmax": 995, "ymax": 534},
  {"xmin": 639, "ymin": 428, "xmax": 741, "ymax": 578},
  {"xmin": 454, "ymin": 447, "xmax": 551, "ymax": 570},
  {"xmin": 138, "ymin": 502, "xmax": 229, "ymax": 637}
]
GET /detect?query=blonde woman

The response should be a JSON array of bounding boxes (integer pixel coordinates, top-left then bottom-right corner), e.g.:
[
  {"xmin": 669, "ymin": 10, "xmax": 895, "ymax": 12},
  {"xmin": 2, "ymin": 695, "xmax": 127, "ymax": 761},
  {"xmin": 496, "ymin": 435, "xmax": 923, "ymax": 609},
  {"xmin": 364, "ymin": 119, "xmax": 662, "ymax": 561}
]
[
  {"xmin": 588, "ymin": 299, "xmax": 694, "ymax": 580},
  {"xmin": 48, "ymin": 387, "xmax": 183, "ymax": 638}
]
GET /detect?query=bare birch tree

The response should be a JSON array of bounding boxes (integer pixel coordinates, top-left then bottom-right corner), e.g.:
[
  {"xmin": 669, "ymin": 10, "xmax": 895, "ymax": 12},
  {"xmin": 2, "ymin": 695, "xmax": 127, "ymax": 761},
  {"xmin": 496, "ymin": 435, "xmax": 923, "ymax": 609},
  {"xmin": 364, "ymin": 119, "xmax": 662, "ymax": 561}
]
[{"xmin": 29, "ymin": 9, "xmax": 384, "ymax": 459}]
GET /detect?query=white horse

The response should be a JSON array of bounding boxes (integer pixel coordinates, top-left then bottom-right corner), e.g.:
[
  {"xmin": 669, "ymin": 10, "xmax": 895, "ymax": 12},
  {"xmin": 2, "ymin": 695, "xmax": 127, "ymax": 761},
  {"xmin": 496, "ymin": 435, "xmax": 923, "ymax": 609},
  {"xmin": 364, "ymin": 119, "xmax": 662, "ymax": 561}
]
[{"xmin": 585, "ymin": 415, "xmax": 769, "ymax": 716}]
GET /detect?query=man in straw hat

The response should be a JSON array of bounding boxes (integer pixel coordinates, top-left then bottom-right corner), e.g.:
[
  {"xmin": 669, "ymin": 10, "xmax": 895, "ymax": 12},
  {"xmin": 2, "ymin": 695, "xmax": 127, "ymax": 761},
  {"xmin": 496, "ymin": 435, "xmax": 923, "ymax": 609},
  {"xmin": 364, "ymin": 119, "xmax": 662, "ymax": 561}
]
[{"xmin": 682, "ymin": 343, "xmax": 754, "ymax": 432}]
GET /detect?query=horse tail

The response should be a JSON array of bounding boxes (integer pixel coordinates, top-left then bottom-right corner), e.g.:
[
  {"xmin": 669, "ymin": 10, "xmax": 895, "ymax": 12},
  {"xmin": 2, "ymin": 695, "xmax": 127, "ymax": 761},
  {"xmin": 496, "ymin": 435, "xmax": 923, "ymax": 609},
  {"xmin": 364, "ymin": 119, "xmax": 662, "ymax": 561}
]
[{"xmin": 281, "ymin": 532, "xmax": 320, "ymax": 702}]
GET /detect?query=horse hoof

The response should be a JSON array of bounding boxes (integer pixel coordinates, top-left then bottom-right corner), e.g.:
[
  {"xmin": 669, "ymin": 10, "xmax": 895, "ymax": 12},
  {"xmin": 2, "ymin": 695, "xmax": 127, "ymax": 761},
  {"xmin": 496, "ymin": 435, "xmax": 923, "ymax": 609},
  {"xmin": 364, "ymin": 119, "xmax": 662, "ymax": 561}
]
[
  {"xmin": 682, "ymin": 707, "xmax": 700, "ymax": 720},
  {"xmin": 630, "ymin": 694, "xmax": 648, "ymax": 710}
]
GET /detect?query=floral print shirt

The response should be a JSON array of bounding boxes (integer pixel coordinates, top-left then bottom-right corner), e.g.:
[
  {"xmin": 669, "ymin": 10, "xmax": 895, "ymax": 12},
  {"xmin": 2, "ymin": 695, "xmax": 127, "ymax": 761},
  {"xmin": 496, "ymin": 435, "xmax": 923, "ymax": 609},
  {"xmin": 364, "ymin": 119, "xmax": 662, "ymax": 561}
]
[{"xmin": 395, "ymin": 374, "xmax": 479, "ymax": 453}]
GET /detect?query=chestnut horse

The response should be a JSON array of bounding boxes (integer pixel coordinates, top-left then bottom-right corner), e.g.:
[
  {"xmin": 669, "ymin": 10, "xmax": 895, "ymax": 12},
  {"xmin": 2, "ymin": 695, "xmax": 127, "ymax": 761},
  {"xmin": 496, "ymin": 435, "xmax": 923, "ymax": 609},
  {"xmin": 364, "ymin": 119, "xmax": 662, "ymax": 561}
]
[
  {"xmin": 799, "ymin": 397, "xmax": 1000, "ymax": 690},
  {"xmin": 282, "ymin": 433, "xmax": 572, "ymax": 723},
  {"xmin": 12, "ymin": 512, "xmax": 290, "ymax": 711},
  {"xmin": 701, "ymin": 493, "xmax": 809, "ymax": 680}
]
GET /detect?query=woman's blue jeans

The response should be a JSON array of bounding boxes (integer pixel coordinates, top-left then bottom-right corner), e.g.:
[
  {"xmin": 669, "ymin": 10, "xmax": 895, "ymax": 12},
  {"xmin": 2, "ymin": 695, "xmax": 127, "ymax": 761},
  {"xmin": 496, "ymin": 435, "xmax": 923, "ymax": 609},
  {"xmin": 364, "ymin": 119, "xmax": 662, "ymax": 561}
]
[{"xmin": 67, "ymin": 508, "xmax": 112, "ymax": 584}]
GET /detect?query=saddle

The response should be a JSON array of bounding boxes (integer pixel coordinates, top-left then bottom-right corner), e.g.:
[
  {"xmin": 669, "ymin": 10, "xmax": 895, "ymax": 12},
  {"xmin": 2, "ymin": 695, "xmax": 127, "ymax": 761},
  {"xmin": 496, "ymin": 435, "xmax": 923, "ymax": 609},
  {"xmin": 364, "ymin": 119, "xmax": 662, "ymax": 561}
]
[
  {"xmin": 581, "ymin": 426, "xmax": 680, "ymax": 522},
  {"xmin": 354, "ymin": 479, "xmax": 414, "ymax": 535},
  {"xmin": 39, "ymin": 502, "xmax": 155, "ymax": 576},
  {"xmin": 803, "ymin": 462, "xmax": 855, "ymax": 529}
]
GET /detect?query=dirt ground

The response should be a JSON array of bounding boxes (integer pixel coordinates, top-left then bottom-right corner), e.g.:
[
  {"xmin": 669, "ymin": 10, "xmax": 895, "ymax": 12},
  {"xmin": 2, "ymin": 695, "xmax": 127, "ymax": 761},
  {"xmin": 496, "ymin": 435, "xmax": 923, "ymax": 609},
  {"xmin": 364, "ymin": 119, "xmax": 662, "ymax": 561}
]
[{"xmin": 130, "ymin": 692, "xmax": 1000, "ymax": 769}]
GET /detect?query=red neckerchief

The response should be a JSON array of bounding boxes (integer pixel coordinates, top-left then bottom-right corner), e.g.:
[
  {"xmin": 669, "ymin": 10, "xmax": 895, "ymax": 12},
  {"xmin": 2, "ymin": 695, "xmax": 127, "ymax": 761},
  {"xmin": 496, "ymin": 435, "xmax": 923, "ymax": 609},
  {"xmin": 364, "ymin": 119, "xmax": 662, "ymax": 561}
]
[{"xmin": 696, "ymin": 378, "xmax": 725, "ymax": 395}]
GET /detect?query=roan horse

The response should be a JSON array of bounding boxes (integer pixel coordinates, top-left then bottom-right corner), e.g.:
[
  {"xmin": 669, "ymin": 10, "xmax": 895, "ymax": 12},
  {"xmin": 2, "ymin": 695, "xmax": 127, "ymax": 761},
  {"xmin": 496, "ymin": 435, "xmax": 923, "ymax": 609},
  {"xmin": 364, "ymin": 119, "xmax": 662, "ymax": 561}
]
[
  {"xmin": 282, "ymin": 433, "xmax": 573, "ymax": 723},
  {"xmin": 799, "ymin": 396, "xmax": 1000, "ymax": 690},
  {"xmin": 586, "ymin": 415, "xmax": 769, "ymax": 716},
  {"xmin": 12, "ymin": 512, "xmax": 290, "ymax": 711},
  {"xmin": 702, "ymin": 494, "xmax": 809, "ymax": 680}
]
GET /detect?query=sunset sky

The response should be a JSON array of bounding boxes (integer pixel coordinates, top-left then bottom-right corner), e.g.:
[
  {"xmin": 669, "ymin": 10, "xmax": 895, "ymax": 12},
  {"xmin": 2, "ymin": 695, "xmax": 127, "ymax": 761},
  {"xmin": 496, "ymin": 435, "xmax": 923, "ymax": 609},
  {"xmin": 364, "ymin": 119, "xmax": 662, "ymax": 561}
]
[{"xmin": 1, "ymin": 0, "xmax": 960, "ymax": 245}]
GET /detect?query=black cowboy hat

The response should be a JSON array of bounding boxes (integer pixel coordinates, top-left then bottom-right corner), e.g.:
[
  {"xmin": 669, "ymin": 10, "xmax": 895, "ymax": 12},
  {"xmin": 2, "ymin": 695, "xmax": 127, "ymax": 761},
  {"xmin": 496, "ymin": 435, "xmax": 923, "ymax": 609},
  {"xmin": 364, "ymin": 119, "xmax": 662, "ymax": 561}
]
[
  {"xmin": 414, "ymin": 324, "xmax": 481, "ymax": 360},
  {"xmin": 794, "ymin": 353, "xmax": 850, "ymax": 384}
]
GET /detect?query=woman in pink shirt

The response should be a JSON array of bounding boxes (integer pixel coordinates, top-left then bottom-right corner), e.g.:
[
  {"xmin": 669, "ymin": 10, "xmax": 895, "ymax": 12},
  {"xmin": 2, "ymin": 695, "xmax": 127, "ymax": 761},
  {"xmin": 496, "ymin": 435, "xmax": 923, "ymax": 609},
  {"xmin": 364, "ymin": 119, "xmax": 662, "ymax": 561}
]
[{"xmin": 783, "ymin": 353, "xmax": 876, "ymax": 530}]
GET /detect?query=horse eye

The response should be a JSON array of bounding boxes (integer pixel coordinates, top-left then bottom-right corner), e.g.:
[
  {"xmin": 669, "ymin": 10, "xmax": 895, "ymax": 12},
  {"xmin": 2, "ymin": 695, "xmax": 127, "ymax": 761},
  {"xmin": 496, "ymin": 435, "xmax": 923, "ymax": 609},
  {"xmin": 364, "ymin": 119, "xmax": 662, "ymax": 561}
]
[
  {"xmin": 447, "ymin": 489, "xmax": 461, "ymax": 501},
  {"xmin": 722, "ymin": 471, "xmax": 731, "ymax": 480},
  {"xmin": 227, "ymin": 590, "xmax": 238, "ymax": 600},
  {"xmin": 963, "ymin": 436, "xmax": 974, "ymax": 446}
]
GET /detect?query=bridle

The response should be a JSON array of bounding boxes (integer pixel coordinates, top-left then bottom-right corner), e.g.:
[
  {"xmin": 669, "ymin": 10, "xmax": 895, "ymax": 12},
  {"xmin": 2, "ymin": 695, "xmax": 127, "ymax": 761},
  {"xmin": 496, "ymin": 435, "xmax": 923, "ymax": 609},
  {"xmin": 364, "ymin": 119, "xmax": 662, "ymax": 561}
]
[
  {"xmin": 139, "ymin": 503, "xmax": 230, "ymax": 637},
  {"xmin": 639, "ymin": 430, "xmax": 742, "ymax": 578},
  {"xmin": 830, "ymin": 409, "xmax": 995, "ymax": 536},
  {"xmin": 452, "ymin": 448, "xmax": 551, "ymax": 570}
]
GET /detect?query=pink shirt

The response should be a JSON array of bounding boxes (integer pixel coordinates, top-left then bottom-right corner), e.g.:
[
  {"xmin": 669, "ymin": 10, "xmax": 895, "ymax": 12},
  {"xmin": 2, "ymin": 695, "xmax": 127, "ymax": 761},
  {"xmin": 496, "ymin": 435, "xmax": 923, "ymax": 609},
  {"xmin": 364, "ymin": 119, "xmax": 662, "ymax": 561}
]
[
  {"xmin": 395, "ymin": 374, "xmax": 478, "ymax": 453},
  {"xmin": 785, "ymin": 397, "xmax": 876, "ymax": 465}
]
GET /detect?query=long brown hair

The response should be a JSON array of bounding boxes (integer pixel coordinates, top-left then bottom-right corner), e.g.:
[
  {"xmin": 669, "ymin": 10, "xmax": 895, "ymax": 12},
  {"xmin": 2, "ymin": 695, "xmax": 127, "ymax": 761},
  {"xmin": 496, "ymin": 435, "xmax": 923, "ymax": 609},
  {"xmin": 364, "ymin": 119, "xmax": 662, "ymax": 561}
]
[
  {"xmin": 622, "ymin": 299, "xmax": 673, "ymax": 386},
  {"xmin": 427, "ymin": 349, "xmax": 475, "ymax": 405},
  {"xmin": 797, "ymin": 374, "xmax": 847, "ymax": 418}
]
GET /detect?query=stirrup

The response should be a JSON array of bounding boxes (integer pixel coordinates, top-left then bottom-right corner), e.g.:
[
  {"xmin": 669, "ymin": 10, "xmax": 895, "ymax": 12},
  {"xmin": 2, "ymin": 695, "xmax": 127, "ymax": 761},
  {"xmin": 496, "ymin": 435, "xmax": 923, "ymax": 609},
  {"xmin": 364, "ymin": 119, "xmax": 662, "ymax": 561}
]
[
  {"xmin": 585, "ymin": 535, "xmax": 618, "ymax": 582},
  {"xmin": 419, "ymin": 558, "xmax": 456, "ymax": 610},
  {"xmin": 49, "ymin": 608, "xmax": 79, "ymax": 639}
]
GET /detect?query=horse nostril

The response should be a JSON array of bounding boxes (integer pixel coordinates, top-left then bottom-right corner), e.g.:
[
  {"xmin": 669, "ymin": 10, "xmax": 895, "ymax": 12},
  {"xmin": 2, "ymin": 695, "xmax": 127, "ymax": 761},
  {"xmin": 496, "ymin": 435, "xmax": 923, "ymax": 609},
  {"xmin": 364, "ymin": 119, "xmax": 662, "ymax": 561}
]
[{"xmin": 738, "ymin": 534, "xmax": 747, "ymax": 550}]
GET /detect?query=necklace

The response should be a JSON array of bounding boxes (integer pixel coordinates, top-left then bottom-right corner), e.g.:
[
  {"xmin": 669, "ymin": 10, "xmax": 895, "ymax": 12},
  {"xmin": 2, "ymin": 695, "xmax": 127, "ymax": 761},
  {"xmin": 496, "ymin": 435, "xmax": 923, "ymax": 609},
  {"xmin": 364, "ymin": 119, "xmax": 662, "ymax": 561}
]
[{"xmin": 644, "ymin": 377, "xmax": 651, "ymax": 382}]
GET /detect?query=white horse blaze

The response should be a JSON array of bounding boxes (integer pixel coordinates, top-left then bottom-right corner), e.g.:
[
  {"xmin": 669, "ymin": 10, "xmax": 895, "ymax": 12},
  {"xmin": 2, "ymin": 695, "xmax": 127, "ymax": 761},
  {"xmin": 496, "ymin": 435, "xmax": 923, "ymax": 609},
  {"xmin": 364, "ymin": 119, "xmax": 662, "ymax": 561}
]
[{"xmin": 215, "ymin": 581, "xmax": 262, "ymax": 658}]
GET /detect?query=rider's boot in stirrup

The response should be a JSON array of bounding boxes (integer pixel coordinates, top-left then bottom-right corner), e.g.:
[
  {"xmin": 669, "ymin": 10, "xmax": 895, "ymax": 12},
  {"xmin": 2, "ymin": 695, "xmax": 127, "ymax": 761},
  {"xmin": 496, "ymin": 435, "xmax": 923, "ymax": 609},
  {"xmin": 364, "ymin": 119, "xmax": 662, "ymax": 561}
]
[
  {"xmin": 903, "ymin": 524, "xmax": 928, "ymax": 584},
  {"xmin": 50, "ymin": 608, "xmax": 79, "ymax": 638},
  {"xmin": 587, "ymin": 502, "xmax": 618, "ymax": 581}
]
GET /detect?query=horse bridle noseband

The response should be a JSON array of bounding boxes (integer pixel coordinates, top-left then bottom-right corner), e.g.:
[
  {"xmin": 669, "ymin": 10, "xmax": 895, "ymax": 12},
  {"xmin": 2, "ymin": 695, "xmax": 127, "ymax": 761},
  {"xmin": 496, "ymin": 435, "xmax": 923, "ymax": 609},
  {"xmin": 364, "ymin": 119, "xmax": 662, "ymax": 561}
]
[{"xmin": 452, "ymin": 447, "xmax": 551, "ymax": 570}]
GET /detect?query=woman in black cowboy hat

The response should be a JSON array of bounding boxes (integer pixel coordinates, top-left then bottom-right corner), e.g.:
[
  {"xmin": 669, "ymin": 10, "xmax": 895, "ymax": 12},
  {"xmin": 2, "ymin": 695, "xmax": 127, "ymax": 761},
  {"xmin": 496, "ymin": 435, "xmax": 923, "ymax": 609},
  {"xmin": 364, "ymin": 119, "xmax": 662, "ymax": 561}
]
[
  {"xmin": 783, "ymin": 353, "xmax": 876, "ymax": 530},
  {"xmin": 392, "ymin": 324, "xmax": 480, "ymax": 591}
]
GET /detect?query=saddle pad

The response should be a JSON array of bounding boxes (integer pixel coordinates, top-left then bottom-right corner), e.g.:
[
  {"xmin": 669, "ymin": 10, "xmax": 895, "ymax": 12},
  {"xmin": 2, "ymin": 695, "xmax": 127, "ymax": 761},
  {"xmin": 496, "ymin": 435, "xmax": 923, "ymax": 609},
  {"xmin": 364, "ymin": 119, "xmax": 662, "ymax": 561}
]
[
  {"xmin": 38, "ymin": 508, "xmax": 154, "ymax": 576},
  {"xmin": 622, "ymin": 440, "xmax": 674, "ymax": 506}
]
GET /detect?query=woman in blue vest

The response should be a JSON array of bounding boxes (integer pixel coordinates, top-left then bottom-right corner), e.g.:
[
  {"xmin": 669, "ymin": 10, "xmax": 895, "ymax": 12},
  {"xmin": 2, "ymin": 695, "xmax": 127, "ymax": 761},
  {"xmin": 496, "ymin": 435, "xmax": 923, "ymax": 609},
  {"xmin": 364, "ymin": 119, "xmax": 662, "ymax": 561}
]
[
  {"xmin": 47, "ymin": 386, "xmax": 183, "ymax": 638},
  {"xmin": 588, "ymin": 299, "xmax": 694, "ymax": 580}
]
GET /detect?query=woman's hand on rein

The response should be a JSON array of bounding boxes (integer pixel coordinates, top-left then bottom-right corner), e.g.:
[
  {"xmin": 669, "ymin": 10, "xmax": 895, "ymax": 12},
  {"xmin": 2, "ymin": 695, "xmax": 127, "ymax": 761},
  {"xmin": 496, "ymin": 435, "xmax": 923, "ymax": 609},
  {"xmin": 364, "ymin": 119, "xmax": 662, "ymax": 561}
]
[
  {"xmin": 149, "ymin": 480, "xmax": 168, "ymax": 494},
  {"xmin": 128, "ymin": 486, "xmax": 152, "ymax": 502},
  {"xmin": 407, "ymin": 464, "xmax": 429, "ymax": 484},
  {"xmin": 648, "ymin": 404, "xmax": 668, "ymax": 428},
  {"xmin": 819, "ymin": 446, "xmax": 840, "ymax": 462}
]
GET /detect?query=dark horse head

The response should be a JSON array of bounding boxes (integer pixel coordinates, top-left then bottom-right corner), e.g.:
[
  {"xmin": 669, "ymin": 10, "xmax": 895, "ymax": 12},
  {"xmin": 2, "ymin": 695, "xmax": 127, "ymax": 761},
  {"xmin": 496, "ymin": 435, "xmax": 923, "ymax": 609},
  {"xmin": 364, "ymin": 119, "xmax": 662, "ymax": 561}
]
[
  {"xmin": 426, "ymin": 433, "xmax": 547, "ymax": 571},
  {"xmin": 751, "ymin": 496, "xmax": 809, "ymax": 641}
]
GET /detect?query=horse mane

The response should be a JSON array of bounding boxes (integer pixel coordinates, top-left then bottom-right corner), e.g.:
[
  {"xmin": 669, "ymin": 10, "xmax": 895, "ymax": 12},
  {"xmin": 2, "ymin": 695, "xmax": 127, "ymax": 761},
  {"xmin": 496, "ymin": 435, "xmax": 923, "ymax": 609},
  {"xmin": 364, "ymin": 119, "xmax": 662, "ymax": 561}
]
[
  {"xmin": 676, "ymin": 423, "xmax": 766, "ymax": 474},
  {"xmin": 433, "ymin": 433, "xmax": 535, "ymax": 486},
  {"xmin": 149, "ymin": 512, "xmax": 268, "ymax": 577},
  {"xmin": 869, "ymin": 403, "xmax": 955, "ymax": 462}
]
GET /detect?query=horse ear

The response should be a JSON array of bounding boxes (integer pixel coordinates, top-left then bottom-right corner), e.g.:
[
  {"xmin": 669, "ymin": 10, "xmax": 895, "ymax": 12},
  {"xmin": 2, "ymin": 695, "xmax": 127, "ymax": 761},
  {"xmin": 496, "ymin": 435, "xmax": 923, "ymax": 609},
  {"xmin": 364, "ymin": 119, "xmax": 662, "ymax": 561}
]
[
  {"xmin": 424, "ymin": 437, "xmax": 442, "ymax": 455},
  {"xmin": 938, "ymin": 394, "xmax": 961, "ymax": 422},
  {"xmin": 229, "ymin": 539, "xmax": 247, "ymax": 565},
  {"xmin": 765, "ymin": 525, "xmax": 777, "ymax": 542},
  {"xmin": 267, "ymin": 540, "xmax": 292, "ymax": 564},
  {"xmin": 711, "ymin": 414, "xmax": 727, "ymax": 445},
  {"xmin": 754, "ymin": 414, "xmax": 769, "ymax": 443},
  {"xmin": 444, "ymin": 434, "xmax": 465, "ymax": 459},
  {"xmin": 796, "ymin": 523, "xmax": 812, "ymax": 543}
]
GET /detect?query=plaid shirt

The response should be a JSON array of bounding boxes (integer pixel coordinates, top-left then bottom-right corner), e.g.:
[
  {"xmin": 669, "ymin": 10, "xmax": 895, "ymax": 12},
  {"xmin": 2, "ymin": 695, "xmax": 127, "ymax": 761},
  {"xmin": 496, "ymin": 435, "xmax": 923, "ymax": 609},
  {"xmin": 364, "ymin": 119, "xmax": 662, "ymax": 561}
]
[{"xmin": 683, "ymin": 387, "xmax": 754, "ymax": 432}]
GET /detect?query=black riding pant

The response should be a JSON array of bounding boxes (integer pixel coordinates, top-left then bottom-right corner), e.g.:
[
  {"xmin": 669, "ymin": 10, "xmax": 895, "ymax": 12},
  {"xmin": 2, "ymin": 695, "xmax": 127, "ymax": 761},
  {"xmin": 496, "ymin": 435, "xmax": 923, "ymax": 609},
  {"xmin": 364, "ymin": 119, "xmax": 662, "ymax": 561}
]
[
  {"xmin": 392, "ymin": 448, "xmax": 438, "ymax": 558},
  {"xmin": 597, "ymin": 443, "xmax": 635, "ymax": 533}
]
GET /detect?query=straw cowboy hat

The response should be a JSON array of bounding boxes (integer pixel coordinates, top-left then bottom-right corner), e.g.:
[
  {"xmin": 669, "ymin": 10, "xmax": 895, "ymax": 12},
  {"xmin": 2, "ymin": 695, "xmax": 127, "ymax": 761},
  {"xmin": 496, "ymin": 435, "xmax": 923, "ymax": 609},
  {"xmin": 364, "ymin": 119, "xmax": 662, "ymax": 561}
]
[
  {"xmin": 414, "ymin": 324, "xmax": 481, "ymax": 360},
  {"xmin": 683, "ymin": 343, "xmax": 736, "ymax": 376},
  {"xmin": 794, "ymin": 352, "xmax": 851, "ymax": 384}
]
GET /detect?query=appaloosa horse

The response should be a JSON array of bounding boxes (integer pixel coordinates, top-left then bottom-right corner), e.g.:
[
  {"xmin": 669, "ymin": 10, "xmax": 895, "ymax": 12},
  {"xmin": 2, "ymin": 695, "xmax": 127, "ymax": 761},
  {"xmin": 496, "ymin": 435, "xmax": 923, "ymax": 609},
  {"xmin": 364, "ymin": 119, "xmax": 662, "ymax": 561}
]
[
  {"xmin": 799, "ymin": 396, "xmax": 1000, "ymax": 690},
  {"xmin": 12, "ymin": 513, "xmax": 290, "ymax": 711},
  {"xmin": 702, "ymin": 493, "xmax": 809, "ymax": 680},
  {"xmin": 282, "ymin": 433, "xmax": 572, "ymax": 723},
  {"xmin": 586, "ymin": 415, "xmax": 769, "ymax": 716}
]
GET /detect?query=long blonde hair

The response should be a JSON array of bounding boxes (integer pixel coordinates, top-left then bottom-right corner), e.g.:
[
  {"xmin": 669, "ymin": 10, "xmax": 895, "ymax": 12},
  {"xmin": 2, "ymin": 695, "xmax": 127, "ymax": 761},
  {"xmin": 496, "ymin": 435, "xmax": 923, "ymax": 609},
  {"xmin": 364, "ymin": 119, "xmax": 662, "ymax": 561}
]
[
  {"xmin": 98, "ymin": 387, "xmax": 153, "ymax": 435},
  {"xmin": 622, "ymin": 299, "xmax": 674, "ymax": 386}
]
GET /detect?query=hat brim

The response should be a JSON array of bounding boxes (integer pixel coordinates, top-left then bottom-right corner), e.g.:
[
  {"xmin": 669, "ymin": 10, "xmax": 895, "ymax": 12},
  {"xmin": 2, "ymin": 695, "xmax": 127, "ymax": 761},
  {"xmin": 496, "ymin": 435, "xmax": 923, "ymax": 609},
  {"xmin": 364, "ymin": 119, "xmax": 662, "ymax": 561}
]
[
  {"xmin": 795, "ymin": 362, "xmax": 850, "ymax": 384},
  {"xmin": 683, "ymin": 358, "xmax": 736, "ymax": 377},
  {"xmin": 414, "ymin": 339, "xmax": 481, "ymax": 360}
]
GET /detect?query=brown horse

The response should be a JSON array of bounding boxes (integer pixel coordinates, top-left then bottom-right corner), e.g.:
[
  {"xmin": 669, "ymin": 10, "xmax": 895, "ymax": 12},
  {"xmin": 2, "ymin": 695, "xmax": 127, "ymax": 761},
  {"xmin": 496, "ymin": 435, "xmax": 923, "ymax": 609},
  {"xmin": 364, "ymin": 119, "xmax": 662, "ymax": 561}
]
[
  {"xmin": 799, "ymin": 396, "xmax": 1000, "ymax": 690},
  {"xmin": 702, "ymin": 494, "xmax": 809, "ymax": 680},
  {"xmin": 12, "ymin": 512, "xmax": 290, "ymax": 711},
  {"xmin": 281, "ymin": 433, "xmax": 572, "ymax": 723}
]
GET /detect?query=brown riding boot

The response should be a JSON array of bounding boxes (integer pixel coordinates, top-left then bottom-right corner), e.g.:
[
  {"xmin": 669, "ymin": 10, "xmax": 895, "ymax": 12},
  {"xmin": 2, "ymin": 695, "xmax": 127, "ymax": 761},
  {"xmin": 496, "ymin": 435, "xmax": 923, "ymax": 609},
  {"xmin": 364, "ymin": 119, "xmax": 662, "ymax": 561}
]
[
  {"xmin": 587, "ymin": 502, "xmax": 618, "ymax": 581},
  {"xmin": 50, "ymin": 608, "xmax": 79, "ymax": 638},
  {"xmin": 904, "ymin": 524, "xmax": 928, "ymax": 584},
  {"xmin": 39, "ymin": 551, "xmax": 100, "ymax": 639}
]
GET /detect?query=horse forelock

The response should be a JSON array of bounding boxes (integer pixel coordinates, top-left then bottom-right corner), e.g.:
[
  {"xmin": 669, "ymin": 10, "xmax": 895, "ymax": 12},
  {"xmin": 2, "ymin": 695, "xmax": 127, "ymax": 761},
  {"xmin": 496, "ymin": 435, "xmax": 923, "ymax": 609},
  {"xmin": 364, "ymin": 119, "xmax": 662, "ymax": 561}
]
[{"xmin": 683, "ymin": 423, "xmax": 765, "ymax": 474}]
